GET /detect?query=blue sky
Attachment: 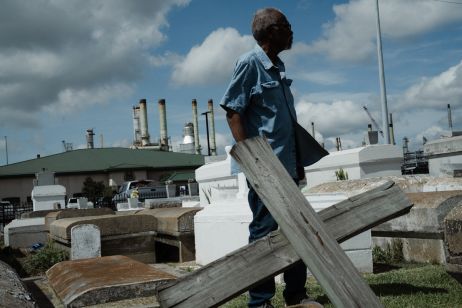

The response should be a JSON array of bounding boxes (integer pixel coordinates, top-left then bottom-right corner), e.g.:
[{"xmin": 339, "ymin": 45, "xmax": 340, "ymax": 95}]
[{"xmin": 1, "ymin": 0, "xmax": 462, "ymax": 164}]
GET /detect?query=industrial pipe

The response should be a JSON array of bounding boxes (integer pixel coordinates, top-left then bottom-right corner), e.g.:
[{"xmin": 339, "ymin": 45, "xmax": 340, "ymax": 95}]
[
  {"xmin": 139, "ymin": 99, "xmax": 150, "ymax": 146},
  {"xmin": 158, "ymin": 99, "xmax": 168, "ymax": 150},
  {"xmin": 208, "ymin": 99, "xmax": 217, "ymax": 156},
  {"xmin": 192, "ymin": 99, "xmax": 201, "ymax": 154}
]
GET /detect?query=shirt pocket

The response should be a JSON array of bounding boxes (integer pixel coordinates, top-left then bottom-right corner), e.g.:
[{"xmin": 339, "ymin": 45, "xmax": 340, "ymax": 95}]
[{"xmin": 250, "ymin": 80, "xmax": 280, "ymax": 114}]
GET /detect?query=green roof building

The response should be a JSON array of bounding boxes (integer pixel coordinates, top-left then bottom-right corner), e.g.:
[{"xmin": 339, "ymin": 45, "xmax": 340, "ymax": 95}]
[{"xmin": 0, "ymin": 148, "xmax": 204, "ymax": 204}]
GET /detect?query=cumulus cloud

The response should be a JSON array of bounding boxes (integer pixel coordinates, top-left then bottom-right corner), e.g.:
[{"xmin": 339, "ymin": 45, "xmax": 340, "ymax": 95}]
[
  {"xmin": 310, "ymin": 0, "xmax": 462, "ymax": 62},
  {"xmin": 149, "ymin": 52, "xmax": 184, "ymax": 67},
  {"xmin": 398, "ymin": 60, "xmax": 462, "ymax": 110},
  {"xmin": 296, "ymin": 98, "xmax": 370, "ymax": 137},
  {"xmin": 295, "ymin": 70, "xmax": 346, "ymax": 86},
  {"xmin": 171, "ymin": 28, "xmax": 254, "ymax": 86},
  {"xmin": 417, "ymin": 125, "xmax": 449, "ymax": 140},
  {"xmin": 0, "ymin": 0, "xmax": 189, "ymax": 127}
]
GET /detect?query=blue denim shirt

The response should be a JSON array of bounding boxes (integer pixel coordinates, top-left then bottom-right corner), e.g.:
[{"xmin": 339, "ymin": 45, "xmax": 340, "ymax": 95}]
[{"xmin": 221, "ymin": 45, "xmax": 297, "ymax": 178}]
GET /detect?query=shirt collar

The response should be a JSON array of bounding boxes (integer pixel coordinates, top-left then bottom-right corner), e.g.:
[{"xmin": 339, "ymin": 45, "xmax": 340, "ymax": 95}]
[{"xmin": 254, "ymin": 44, "xmax": 283, "ymax": 70}]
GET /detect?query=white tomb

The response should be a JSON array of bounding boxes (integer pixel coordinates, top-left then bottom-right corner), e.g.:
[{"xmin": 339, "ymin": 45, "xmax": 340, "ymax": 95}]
[
  {"xmin": 193, "ymin": 145, "xmax": 401, "ymax": 272},
  {"xmin": 304, "ymin": 144, "xmax": 403, "ymax": 189},
  {"xmin": 4, "ymin": 217, "xmax": 48, "ymax": 248},
  {"xmin": 424, "ymin": 135, "xmax": 462, "ymax": 177},
  {"xmin": 31, "ymin": 185, "xmax": 66, "ymax": 211}
]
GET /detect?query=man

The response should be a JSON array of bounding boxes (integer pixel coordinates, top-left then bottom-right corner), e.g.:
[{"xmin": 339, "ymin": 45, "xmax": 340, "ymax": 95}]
[{"xmin": 221, "ymin": 8, "xmax": 322, "ymax": 308}]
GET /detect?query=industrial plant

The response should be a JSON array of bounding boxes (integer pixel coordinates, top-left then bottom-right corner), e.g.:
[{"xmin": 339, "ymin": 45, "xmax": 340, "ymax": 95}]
[{"xmin": 130, "ymin": 98, "xmax": 217, "ymax": 156}]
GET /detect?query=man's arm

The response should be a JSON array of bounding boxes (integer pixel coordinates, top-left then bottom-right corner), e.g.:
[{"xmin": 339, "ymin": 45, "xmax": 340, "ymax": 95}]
[{"xmin": 226, "ymin": 110, "xmax": 246, "ymax": 142}]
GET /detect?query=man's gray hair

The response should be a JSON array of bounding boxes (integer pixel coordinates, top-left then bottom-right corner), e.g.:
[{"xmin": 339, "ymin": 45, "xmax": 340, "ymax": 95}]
[{"xmin": 252, "ymin": 8, "xmax": 282, "ymax": 44}]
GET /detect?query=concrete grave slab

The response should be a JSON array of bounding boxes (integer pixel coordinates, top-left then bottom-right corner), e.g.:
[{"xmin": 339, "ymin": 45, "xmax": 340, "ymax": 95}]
[
  {"xmin": 46, "ymin": 255, "xmax": 175, "ymax": 307},
  {"xmin": 49, "ymin": 214, "xmax": 157, "ymax": 241},
  {"xmin": 21, "ymin": 209, "xmax": 59, "ymax": 219},
  {"xmin": 71, "ymin": 224, "xmax": 101, "ymax": 260},
  {"xmin": 45, "ymin": 208, "xmax": 114, "ymax": 231},
  {"xmin": 49, "ymin": 214, "xmax": 158, "ymax": 263},
  {"xmin": 135, "ymin": 207, "xmax": 202, "ymax": 235},
  {"xmin": 374, "ymin": 191, "xmax": 462, "ymax": 235},
  {"xmin": 144, "ymin": 198, "xmax": 182, "ymax": 209},
  {"xmin": 4, "ymin": 217, "xmax": 47, "ymax": 248},
  {"xmin": 445, "ymin": 205, "xmax": 462, "ymax": 272},
  {"xmin": 135, "ymin": 207, "xmax": 202, "ymax": 263},
  {"xmin": 373, "ymin": 190, "xmax": 462, "ymax": 263}
]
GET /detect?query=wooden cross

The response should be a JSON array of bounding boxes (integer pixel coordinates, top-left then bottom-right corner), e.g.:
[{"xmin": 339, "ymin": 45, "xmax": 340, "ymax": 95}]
[{"xmin": 158, "ymin": 136, "xmax": 412, "ymax": 307}]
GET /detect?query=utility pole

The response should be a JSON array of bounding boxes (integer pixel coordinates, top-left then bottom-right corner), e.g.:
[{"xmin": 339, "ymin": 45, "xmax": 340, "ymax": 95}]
[
  {"xmin": 201, "ymin": 111, "xmax": 211, "ymax": 156},
  {"xmin": 4, "ymin": 136, "xmax": 8, "ymax": 165},
  {"xmin": 375, "ymin": 0, "xmax": 390, "ymax": 144}
]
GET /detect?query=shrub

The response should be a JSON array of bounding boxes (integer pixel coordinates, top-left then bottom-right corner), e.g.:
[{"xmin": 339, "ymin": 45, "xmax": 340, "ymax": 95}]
[
  {"xmin": 373, "ymin": 239, "xmax": 404, "ymax": 264},
  {"xmin": 335, "ymin": 168, "xmax": 349, "ymax": 181},
  {"xmin": 23, "ymin": 241, "xmax": 69, "ymax": 276}
]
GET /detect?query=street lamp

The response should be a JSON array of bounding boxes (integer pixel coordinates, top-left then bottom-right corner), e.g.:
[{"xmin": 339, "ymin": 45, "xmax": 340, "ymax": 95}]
[{"xmin": 201, "ymin": 111, "xmax": 211, "ymax": 156}]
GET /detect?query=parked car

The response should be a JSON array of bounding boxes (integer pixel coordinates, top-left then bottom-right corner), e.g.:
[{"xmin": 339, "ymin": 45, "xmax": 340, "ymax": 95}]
[{"xmin": 112, "ymin": 180, "xmax": 167, "ymax": 204}]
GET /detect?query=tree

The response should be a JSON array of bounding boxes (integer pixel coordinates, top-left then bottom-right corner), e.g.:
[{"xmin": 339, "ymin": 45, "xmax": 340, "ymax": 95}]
[{"xmin": 81, "ymin": 177, "xmax": 106, "ymax": 203}]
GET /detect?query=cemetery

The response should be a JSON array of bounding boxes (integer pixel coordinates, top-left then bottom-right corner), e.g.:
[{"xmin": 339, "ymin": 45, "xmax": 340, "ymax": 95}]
[{"xmin": 1, "ymin": 137, "xmax": 462, "ymax": 307}]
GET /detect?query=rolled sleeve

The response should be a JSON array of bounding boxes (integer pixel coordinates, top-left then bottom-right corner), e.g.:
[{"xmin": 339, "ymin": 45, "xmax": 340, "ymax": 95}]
[{"xmin": 220, "ymin": 60, "xmax": 254, "ymax": 115}]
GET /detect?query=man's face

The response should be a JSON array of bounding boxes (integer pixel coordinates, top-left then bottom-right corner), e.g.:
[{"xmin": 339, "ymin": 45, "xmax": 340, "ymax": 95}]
[{"xmin": 268, "ymin": 14, "xmax": 293, "ymax": 51}]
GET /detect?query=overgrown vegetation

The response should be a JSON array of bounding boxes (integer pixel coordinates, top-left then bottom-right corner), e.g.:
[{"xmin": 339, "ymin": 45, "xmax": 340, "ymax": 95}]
[
  {"xmin": 373, "ymin": 239, "xmax": 404, "ymax": 264},
  {"xmin": 223, "ymin": 263, "xmax": 462, "ymax": 308},
  {"xmin": 22, "ymin": 241, "xmax": 69, "ymax": 276},
  {"xmin": 335, "ymin": 168, "xmax": 349, "ymax": 181}
]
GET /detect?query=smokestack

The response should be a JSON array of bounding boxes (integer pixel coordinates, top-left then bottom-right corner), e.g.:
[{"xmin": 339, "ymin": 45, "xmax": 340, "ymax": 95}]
[
  {"xmin": 336, "ymin": 137, "xmax": 342, "ymax": 151},
  {"xmin": 448, "ymin": 104, "xmax": 453, "ymax": 135},
  {"xmin": 402, "ymin": 137, "xmax": 409, "ymax": 155},
  {"xmin": 86, "ymin": 129, "xmax": 95, "ymax": 149},
  {"xmin": 132, "ymin": 106, "xmax": 141, "ymax": 145},
  {"xmin": 389, "ymin": 113, "xmax": 395, "ymax": 145},
  {"xmin": 208, "ymin": 99, "xmax": 217, "ymax": 156},
  {"xmin": 368, "ymin": 124, "xmax": 372, "ymax": 132},
  {"xmin": 158, "ymin": 99, "xmax": 168, "ymax": 150},
  {"xmin": 311, "ymin": 122, "xmax": 315, "ymax": 137},
  {"xmin": 139, "ymin": 99, "xmax": 150, "ymax": 146},
  {"xmin": 192, "ymin": 99, "xmax": 201, "ymax": 154}
]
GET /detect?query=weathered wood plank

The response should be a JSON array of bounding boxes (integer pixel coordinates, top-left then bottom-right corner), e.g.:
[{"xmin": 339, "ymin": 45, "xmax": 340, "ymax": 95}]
[
  {"xmin": 230, "ymin": 136, "xmax": 382, "ymax": 307},
  {"xmin": 157, "ymin": 182, "xmax": 411, "ymax": 306}
]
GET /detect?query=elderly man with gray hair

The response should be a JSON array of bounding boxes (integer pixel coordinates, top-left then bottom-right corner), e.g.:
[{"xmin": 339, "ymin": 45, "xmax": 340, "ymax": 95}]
[{"xmin": 221, "ymin": 7, "xmax": 323, "ymax": 308}]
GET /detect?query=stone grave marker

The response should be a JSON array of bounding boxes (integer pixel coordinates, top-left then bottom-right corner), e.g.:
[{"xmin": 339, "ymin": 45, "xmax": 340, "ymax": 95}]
[{"xmin": 71, "ymin": 224, "xmax": 101, "ymax": 260}]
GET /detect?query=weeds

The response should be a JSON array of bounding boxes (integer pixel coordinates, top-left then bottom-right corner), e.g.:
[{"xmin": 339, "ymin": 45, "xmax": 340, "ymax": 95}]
[
  {"xmin": 202, "ymin": 187, "xmax": 212, "ymax": 204},
  {"xmin": 335, "ymin": 168, "xmax": 349, "ymax": 181},
  {"xmin": 22, "ymin": 241, "xmax": 69, "ymax": 276},
  {"xmin": 373, "ymin": 239, "xmax": 404, "ymax": 264}
]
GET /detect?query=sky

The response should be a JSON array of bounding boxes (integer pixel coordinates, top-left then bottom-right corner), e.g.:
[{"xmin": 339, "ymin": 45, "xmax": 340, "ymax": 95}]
[{"xmin": 1, "ymin": 0, "xmax": 462, "ymax": 165}]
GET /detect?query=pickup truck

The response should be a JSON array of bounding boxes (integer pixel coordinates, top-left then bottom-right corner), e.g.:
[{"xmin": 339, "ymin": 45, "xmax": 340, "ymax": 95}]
[{"xmin": 112, "ymin": 180, "xmax": 167, "ymax": 204}]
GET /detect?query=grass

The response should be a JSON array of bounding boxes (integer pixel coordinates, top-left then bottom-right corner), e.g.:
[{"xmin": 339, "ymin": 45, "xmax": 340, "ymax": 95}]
[
  {"xmin": 0, "ymin": 237, "xmax": 68, "ymax": 277},
  {"xmin": 222, "ymin": 263, "xmax": 462, "ymax": 308}
]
